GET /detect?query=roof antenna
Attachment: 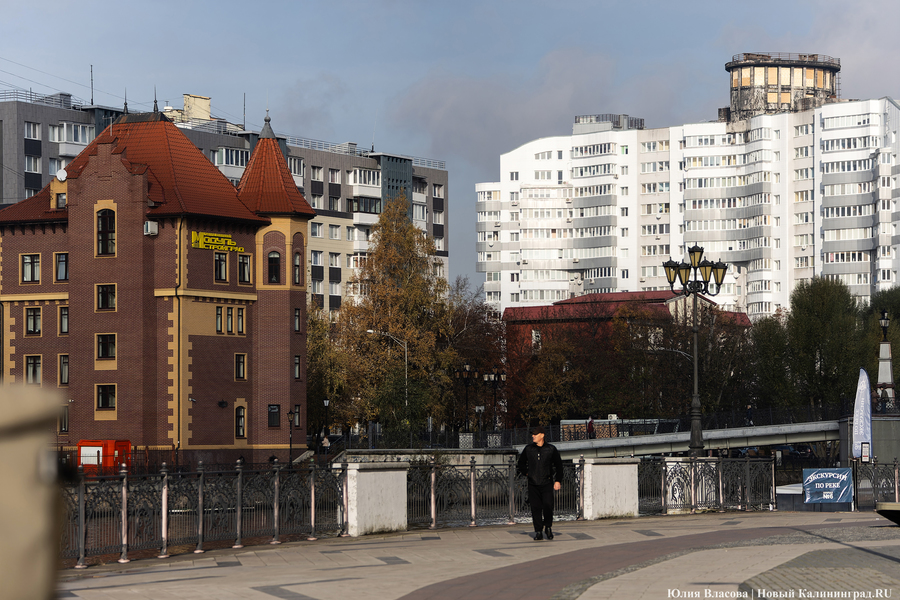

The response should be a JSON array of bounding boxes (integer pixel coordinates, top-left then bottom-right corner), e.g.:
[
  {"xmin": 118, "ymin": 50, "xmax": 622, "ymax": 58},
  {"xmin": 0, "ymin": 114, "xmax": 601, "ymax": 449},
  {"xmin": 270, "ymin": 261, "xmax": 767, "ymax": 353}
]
[
  {"xmin": 153, "ymin": 86, "xmax": 158, "ymax": 113},
  {"xmin": 372, "ymin": 108, "xmax": 377, "ymax": 152},
  {"xmin": 243, "ymin": 92, "xmax": 246, "ymax": 130},
  {"xmin": 90, "ymin": 65, "xmax": 94, "ymax": 105},
  {"xmin": 123, "ymin": 88, "xmax": 128, "ymax": 114}
]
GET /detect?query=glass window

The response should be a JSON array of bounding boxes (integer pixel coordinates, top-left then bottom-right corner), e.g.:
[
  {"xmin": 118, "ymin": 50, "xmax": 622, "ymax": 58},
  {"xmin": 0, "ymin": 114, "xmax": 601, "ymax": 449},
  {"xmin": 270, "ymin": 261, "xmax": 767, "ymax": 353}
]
[
  {"xmin": 235, "ymin": 406, "xmax": 246, "ymax": 438},
  {"xmin": 97, "ymin": 334, "xmax": 116, "ymax": 359},
  {"xmin": 227, "ymin": 307, "xmax": 233, "ymax": 333},
  {"xmin": 26, "ymin": 308, "xmax": 40, "ymax": 335},
  {"xmin": 311, "ymin": 223, "xmax": 323, "ymax": 237},
  {"xmin": 328, "ymin": 169, "xmax": 340, "ymax": 184},
  {"xmin": 25, "ymin": 356, "xmax": 41, "ymax": 385},
  {"xmin": 235, "ymin": 354, "xmax": 246, "ymax": 380},
  {"xmin": 294, "ymin": 308, "xmax": 301, "ymax": 332},
  {"xmin": 59, "ymin": 355, "xmax": 68, "ymax": 385},
  {"xmin": 24, "ymin": 156, "xmax": 40, "ymax": 173},
  {"xmin": 329, "ymin": 252, "xmax": 340, "ymax": 267},
  {"xmin": 97, "ymin": 384, "xmax": 115, "ymax": 409},
  {"xmin": 97, "ymin": 209, "xmax": 115, "ymax": 255},
  {"xmin": 311, "ymin": 166, "xmax": 322, "ymax": 181},
  {"xmin": 59, "ymin": 307, "xmax": 68, "ymax": 335},
  {"xmin": 216, "ymin": 307, "xmax": 223, "ymax": 333},
  {"xmin": 214, "ymin": 252, "xmax": 227, "ymax": 281},
  {"xmin": 311, "ymin": 251, "xmax": 323, "ymax": 266},
  {"xmin": 237, "ymin": 308, "xmax": 244, "ymax": 334},
  {"xmin": 55, "ymin": 254, "xmax": 68, "ymax": 281},
  {"xmin": 329, "ymin": 225, "xmax": 340, "ymax": 240},
  {"xmin": 56, "ymin": 193, "xmax": 67, "ymax": 209},
  {"xmin": 24, "ymin": 122, "xmax": 40, "ymax": 140},
  {"xmin": 268, "ymin": 404, "xmax": 280, "ymax": 427},
  {"xmin": 238, "ymin": 255, "xmax": 251, "ymax": 283},
  {"xmin": 293, "ymin": 253, "xmax": 302, "ymax": 285},
  {"xmin": 294, "ymin": 355, "xmax": 301, "ymax": 379},
  {"xmin": 22, "ymin": 254, "xmax": 39, "ymax": 282},
  {"xmin": 97, "ymin": 284, "xmax": 116, "ymax": 310},
  {"xmin": 268, "ymin": 252, "xmax": 280, "ymax": 283}
]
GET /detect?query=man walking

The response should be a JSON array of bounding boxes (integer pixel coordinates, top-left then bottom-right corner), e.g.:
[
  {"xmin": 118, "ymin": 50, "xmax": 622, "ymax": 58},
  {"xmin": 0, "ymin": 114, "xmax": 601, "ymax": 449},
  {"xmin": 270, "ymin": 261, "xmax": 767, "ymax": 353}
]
[{"xmin": 517, "ymin": 425, "xmax": 564, "ymax": 540}]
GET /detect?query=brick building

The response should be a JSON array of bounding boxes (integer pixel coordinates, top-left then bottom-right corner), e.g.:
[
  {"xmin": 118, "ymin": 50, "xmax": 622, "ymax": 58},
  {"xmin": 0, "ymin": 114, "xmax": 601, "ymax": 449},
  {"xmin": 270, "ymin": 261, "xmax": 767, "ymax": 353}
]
[{"xmin": 0, "ymin": 109, "xmax": 314, "ymax": 465}]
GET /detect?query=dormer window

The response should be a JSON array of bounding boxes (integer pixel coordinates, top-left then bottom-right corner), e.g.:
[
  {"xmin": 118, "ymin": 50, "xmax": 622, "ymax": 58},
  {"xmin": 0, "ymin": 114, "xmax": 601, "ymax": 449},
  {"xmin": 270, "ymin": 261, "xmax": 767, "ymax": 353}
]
[{"xmin": 55, "ymin": 193, "xmax": 66, "ymax": 209}]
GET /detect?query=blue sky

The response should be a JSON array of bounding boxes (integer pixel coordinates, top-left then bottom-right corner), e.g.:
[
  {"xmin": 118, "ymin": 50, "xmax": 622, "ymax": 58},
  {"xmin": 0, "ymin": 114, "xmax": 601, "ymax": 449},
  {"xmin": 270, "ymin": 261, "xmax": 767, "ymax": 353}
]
[{"xmin": 3, "ymin": 0, "xmax": 900, "ymax": 285}]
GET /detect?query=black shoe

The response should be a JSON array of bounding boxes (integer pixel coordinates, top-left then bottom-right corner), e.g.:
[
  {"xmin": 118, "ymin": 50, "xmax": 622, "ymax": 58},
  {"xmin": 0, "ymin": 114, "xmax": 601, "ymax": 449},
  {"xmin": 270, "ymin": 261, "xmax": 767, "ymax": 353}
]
[
  {"xmin": 544, "ymin": 526, "xmax": 554, "ymax": 540},
  {"xmin": 534, "ymin": 531, "xmax": 543, "ymax": 541}
]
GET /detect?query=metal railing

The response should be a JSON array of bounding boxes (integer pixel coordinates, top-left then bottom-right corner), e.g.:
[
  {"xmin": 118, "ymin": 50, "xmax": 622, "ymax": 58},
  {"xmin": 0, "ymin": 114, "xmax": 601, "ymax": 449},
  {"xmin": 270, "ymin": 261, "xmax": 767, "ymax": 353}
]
[
  {"xmin": 0, "ymin": 89, "xmax": 86, "ymax": 109},
  {"xmin": 60, "ymin": 461, "xmax": 346, "ymax": 566},
  {"xmin": 638, "ymin": 457, "xmax": 775, "ymax": 514},
  {"xmin": 853, "ymin": 459, "xmax": 899, "ymax": 510},
  {"xmin": 406, "ymin": 456, "xmax": 582, "ymax": 529},
  {"xmin": 729, "ymin": 52, "xmax": 841, "ymax": 66}
]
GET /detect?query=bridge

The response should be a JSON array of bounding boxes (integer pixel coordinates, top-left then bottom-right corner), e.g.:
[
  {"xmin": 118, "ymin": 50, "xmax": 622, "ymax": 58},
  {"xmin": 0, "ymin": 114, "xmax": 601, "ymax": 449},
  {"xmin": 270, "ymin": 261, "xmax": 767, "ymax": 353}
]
[{"xmin": 516, "ymin": 422, "xmax": 840, "ymax": 460}]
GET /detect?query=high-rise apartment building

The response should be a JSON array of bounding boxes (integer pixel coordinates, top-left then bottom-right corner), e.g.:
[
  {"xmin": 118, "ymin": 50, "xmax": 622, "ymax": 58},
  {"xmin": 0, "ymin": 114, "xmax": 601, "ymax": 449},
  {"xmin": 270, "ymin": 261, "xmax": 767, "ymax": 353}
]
[
  {"xmin": 477, "ymin": 53, "xmax": 897, "ymax": 319},
  {"xmin": 0, "ymin": 91, "xmax": 450, "ymax": 313}
]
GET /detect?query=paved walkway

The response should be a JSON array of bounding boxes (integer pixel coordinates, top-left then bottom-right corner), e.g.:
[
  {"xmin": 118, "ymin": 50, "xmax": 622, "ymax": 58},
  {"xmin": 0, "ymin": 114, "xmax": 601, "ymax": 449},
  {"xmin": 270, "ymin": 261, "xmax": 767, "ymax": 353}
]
[{"xmin": 57, "ymin": 511, "xmax": 900, "ymax": 600}]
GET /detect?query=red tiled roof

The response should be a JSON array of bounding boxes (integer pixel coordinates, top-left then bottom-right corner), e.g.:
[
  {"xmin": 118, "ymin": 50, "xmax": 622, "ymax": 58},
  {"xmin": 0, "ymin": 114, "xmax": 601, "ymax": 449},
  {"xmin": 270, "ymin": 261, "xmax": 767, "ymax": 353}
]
[
  {"xmin": 0, "ymin": 187, "xmax": 65, "ymax": 223},
  {"xmin": 0, "ymin": 113, "xmax": 269, "ymax": 225},
  {"xmin": 237, "ymin": 136, "xmax": 315, "ymax": 217}
]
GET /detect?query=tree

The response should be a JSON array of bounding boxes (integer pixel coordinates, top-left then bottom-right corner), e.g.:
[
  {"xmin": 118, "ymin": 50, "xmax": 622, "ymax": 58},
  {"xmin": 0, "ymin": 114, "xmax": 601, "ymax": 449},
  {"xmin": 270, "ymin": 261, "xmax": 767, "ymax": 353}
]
[
  {"xmin": 340, "ymin": 193, "xmax": 452, "ymax": 446},
  {"xmin": 786, "ymin": 277, "xmax": 863, "ymax": 413},
  {"xmin": 748, "ymin": 312, "xmax": 795, "ymax": 410},
  {"xmin": 306, "ymin": 302, "xmax": 349, "ymax": 439}
]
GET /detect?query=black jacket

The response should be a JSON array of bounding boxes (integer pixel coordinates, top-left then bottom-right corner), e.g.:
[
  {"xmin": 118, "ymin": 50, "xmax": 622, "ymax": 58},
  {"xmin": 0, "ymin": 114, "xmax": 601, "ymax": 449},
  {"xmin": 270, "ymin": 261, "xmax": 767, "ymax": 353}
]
[{"xmin": 517, "ymin": 442, "xmax": 563, "ymax": 486}]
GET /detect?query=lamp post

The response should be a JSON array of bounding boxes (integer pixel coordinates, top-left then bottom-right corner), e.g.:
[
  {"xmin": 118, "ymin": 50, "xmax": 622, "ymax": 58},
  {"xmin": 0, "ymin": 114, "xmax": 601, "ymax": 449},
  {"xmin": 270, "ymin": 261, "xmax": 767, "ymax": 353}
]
[
  {"xmin": 876, "ymin": 310, "xmax": 894, "ymax": 414},
  {"xmin": 455, "ymin": 363, "xmax": 479, "ymax": 432},
  {"xmin": 366, "ymin": 330, "xmax": 410, "ymax": 446},
  {"xmin": 483, "ymin": 368, "xmax": 506, "ymax": 431},
  {"xmin": 321, "ymin": 398, "xmax": 330, "ymax": 459},
  {"xmin": 475, "ymin": 405, "xmax": 485, "ymax": 443},
  {"xmin": 287, "ymin": 409, "xmax": 296, "ymax": 467},
  {"xmin": 662, "ymin": 244, "xmax": 728, "ymax": 458}
]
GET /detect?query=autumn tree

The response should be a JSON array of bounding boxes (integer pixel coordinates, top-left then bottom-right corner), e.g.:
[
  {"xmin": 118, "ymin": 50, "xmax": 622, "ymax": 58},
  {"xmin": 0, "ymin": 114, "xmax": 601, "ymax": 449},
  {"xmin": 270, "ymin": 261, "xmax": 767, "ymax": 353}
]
[
  {"xmin": 339, "ymin": 193, "xmax": 453, "ymax": 446},
  {"xmin": 306, "ymin": 302, "xmax": 349, "ymax": 438}
]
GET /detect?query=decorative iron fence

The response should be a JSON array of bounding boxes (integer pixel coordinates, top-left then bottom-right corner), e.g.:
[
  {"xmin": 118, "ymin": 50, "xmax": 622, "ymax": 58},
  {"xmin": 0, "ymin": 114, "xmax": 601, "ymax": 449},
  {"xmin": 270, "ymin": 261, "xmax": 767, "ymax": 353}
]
[
  {"xmin": 853, "ymin": 459, "xmax": 899, "ymax": 510},
  {"xmin": 407, "ymin": 456, "xmax": 581, "ymax": 528},
  {"xmin": 60, "ymin": 461, "xmax": 345, "ymax": 566},
  {"xmin": 638, "ymin": 457, "xmax": 775, "ymax": 515}
]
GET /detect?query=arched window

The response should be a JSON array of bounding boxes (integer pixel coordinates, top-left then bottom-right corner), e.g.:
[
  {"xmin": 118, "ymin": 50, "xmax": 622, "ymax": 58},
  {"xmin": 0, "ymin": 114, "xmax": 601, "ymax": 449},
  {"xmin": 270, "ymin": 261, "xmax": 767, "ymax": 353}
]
[
  {"xmin": 235, "ymin": 406, "xmax": 246, "ymax": 438},
  {"xmin": 97, "ymin": 209, "xmax": 115, "ymax": 255},
  {"xmin": 293, "ymin": 253, "xmax": 302, "ymax": 285},
  {"xmin": 268, "ymin": 252, "xmax": 281, "ymax": 283}
]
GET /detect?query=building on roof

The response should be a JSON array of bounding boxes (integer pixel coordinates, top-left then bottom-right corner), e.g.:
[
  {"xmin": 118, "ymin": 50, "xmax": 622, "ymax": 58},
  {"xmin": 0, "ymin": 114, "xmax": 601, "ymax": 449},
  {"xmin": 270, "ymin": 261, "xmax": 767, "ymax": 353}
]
[
  {"xmin": 0, "ymin": 109, "xmax": 314, "ymax": 465},
  {"xmin": 477, "ymin": 52, "xmax": 898, "ymax": 320},
  {"xmin": 0, "ymin": 91, "xmax": 450, "ymax": 314}
]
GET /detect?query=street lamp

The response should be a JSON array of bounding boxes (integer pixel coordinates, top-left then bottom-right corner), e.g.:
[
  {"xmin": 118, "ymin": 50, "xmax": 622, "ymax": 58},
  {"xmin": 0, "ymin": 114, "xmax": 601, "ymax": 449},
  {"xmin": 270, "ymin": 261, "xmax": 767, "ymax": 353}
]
[
  {"xmin": 662, "ymin": 244, "xmax": 728, "ymax": 457},
  {"xmin": 287, "ymin": 408, "xmax": 296, "ymax": 467},
  {"xmin": 483, "ymin": 368, "xmax": 506, "ymax": 431},
  {"xmin": 880, "ymin": 310, "xmax": 890, "ymax": 342},
  {"xmin": 366, "ymin": 329, "xmax": 410, "ymax": 446},
  {"xmin": 322, "ymin": 398, "xmax": 330, "ymax": 458},
  {"xmin": 455, "ymin": 363, "xmax": 479, "ymax": 432}
]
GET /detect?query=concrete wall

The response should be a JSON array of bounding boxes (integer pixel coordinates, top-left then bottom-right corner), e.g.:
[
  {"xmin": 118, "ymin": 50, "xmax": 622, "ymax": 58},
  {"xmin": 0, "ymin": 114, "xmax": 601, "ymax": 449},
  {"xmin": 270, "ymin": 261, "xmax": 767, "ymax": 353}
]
[
  {"xmin": 346, "ymin": 462, "xmax": 408, "ymax": 537},
  {"xmin": 582, "ymin": 458, "xmax": 639, "ymax": 519}
]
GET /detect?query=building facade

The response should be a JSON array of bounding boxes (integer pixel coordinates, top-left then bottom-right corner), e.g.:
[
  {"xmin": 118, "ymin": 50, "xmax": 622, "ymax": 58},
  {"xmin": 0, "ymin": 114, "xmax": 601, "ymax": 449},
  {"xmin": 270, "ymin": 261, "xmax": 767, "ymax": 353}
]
[
  {"xmin": 0, "ymin": 91, "xmax": 450, "ymax": 314},
  {"xmin": 477, "ymin": 53, "xmax": 899, "ymax": 319},
  {"xmin": 0, "ymin": 110, "xmax": 314, "ymax": 464}
]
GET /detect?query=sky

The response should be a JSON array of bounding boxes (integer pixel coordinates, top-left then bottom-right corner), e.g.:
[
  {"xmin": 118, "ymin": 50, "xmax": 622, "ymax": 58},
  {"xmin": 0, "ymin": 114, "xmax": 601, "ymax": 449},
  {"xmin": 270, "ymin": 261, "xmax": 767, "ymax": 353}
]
[{"xmin": 3, "ymin": 0, "xmax": 900, "ymax": 286}]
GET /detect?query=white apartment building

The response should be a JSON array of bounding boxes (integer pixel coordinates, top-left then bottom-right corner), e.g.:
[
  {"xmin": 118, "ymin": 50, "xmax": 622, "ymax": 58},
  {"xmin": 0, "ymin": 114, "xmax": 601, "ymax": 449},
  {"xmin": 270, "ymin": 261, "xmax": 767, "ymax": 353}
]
[{"xmin": 477, "ymin": 53, "xmax": 899, "ymax": 319}]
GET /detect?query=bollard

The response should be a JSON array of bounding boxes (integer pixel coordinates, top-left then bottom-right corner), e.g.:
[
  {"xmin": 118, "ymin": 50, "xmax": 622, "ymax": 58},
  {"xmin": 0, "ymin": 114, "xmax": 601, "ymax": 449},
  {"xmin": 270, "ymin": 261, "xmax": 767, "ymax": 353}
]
[
  {"xmin": 118, "ymin": 463, "xmax": 130, "ymax": 563},
  {"xmin": 159, "ymin": 463, "xmax": 169, "ymax": 558}
]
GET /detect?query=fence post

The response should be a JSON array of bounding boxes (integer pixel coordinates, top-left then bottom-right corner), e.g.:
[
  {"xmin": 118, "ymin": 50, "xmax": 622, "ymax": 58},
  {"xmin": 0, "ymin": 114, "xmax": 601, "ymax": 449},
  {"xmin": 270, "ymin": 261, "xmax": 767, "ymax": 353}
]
[
  {"xmin": 194, "ymin": 461, "xmax": 205, "ymax": 554},
  {"xmin": 118, "ymin": 463, "xmax": 130, "ymax": 563},
  {"xmin": 159, "ymin": 463, "xmax": 169, "ymax": 558},
  {"xmin": 341, "ymin": 459, "xmax": 350, "ymax": 537},
  {"xmin": 661, "ymin": 459, "xmax": 668, "ymax": 515},
  {"xmin": 894, "ymin": 458, "xmax": 898, "ymax": 502},
  {"xmin": 851, "ymin": 458, "xmax": 858, "ymax": 512},
  {"xmin": 271, "ymin": 460, "xmax": 282, "ymax": 544},
  {"xmin": 770, "ymin": 456, "xmax": 776, "ymax": 510},
  {"xmin": 75, "ymin": 466, "xmax": 87, "ymax": 569},
  {"xmin": 430, "ymin": 456, "xmax": 438, "ymax": 530},
  {"xmin": 743, "ymin": 456, "xmax": 750, "ymax": 511},
  {"xmin": 578, "ymin": 455, "xmax": 585, "ymax": 521},
  {"xmin": 717, "ymin": 455, "xmax": 724, "ymax": 512},
  {"xmin": 507, "ymin": 455, "xmax": 516, "ymax": 525},
  {"xmin": 689, "ymin": 457, "xmax": 696, "ymax": 514},
  {"xmin": 234, "ymin": 460, "xmax": 244, "ymax": 549},
  {"xmin": 308, "ymin": 459, "xmax": 317, "ymax": 541},
  {"xmin": 469, "ymin": 456, "xmax": 477, "ymax": 527}
]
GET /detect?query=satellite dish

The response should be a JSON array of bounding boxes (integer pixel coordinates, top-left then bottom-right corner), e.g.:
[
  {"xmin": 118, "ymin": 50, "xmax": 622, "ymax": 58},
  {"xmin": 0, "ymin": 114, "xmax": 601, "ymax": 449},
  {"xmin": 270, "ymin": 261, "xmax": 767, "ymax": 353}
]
[{"xmin": 56, "ymin": 169, "xmax": 67, "ymax": 182}]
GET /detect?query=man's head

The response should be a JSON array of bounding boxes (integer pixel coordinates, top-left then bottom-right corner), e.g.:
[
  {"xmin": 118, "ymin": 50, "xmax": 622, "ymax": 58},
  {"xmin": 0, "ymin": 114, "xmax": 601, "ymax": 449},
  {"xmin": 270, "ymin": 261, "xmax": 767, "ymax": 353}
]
[{"xmin": 531, "ymin": 425, "xmax": 546, "ymax": 445}]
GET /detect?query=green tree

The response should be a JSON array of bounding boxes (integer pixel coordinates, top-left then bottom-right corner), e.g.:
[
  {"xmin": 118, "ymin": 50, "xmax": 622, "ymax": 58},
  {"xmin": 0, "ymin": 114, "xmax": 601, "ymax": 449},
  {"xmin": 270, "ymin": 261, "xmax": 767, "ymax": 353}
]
[
  {"xmin": 748, "ymin": 312, "xmax": 794, "ymax": 410},
  {"xmin": 786, "ymin": 277, "xmax": 863, "ymax": 412},
  {"xmin": 306, "ymin": 302, "xmax": 348, "ymax": 437}
]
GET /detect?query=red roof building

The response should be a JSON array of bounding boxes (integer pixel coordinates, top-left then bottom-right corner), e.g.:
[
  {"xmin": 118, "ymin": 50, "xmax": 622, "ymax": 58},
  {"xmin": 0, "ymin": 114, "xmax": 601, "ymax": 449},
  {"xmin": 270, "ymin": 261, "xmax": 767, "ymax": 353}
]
[{"xmin": 0, "ymin": 110, "xmax": 314, "ymax": 466}]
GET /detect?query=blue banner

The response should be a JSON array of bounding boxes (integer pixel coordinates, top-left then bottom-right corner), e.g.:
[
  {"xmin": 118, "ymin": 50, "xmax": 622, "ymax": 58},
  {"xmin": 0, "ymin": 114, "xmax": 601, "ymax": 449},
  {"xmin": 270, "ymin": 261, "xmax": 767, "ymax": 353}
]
[{"xmin": 803, "ymin": 468, "xmax": 853, "ymax": 503}]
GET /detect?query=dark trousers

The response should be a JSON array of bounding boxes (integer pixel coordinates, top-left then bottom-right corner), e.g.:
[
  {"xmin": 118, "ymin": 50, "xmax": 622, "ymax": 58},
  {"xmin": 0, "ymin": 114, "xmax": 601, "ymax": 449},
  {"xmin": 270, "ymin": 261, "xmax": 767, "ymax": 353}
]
[{"xmin": 528, "ymin": 482, "xmax": 554, "ymax": 532}]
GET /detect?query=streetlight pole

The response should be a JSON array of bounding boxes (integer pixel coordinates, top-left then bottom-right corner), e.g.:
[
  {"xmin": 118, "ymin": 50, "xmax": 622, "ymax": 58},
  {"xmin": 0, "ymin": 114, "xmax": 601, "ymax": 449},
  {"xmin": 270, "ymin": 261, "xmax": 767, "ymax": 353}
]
[
  {"xmin": 366, "ymin": 330, "xmax": 409, "ymax": 446},
  {"xmin": 662, "ymin": 245, "xmax": 728, "ymax": 458},
  {"xmin": 455, "ymin": 363, "xmax": 479, "ymax": 433},
  {"xmin": 483, "ymin": 368, "xmax": 506, "ymax": 431}
]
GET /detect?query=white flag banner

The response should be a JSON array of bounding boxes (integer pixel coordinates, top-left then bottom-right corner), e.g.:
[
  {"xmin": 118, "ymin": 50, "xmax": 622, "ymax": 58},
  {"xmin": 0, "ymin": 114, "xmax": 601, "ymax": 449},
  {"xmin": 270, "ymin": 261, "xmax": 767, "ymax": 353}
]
[{"xmin": 852, "ymin": 368, "xmax": 871, "ymax": 458}]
